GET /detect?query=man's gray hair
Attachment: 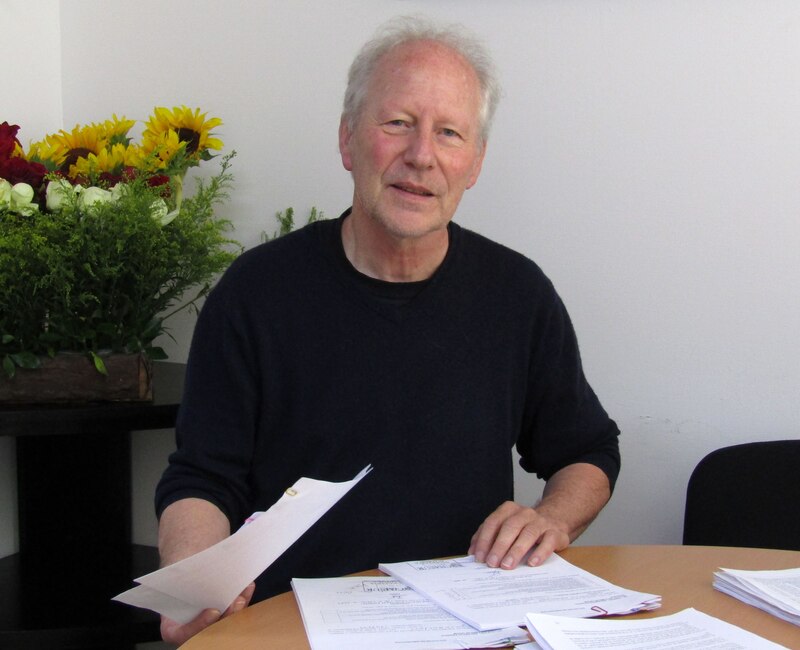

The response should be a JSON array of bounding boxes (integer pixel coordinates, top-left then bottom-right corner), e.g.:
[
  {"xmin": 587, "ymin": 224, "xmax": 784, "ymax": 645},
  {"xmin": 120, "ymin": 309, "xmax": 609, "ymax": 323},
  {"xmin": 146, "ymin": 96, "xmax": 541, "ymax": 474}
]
[{"xmin": 342, "ymin": 15, "xmax": 501, "ymax": 142}]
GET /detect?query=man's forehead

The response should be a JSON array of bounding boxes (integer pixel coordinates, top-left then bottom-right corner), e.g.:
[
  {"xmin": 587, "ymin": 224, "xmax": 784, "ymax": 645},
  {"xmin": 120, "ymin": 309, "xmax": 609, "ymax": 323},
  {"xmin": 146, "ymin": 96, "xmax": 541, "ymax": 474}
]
[
  {"xmin": 367, "ymin": 41, "xmax": 481, "ymax": 117},
  {"xmin": 377, "ymin": 39, "xmax": 473, "ymax": 77}
]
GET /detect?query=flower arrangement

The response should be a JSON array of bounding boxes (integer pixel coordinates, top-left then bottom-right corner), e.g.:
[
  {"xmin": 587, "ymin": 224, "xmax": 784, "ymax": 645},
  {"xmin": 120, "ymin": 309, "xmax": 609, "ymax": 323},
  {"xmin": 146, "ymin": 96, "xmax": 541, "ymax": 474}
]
[{"xmin": 0, "ymin": 107, "xmax": 240, "ymax": 380}]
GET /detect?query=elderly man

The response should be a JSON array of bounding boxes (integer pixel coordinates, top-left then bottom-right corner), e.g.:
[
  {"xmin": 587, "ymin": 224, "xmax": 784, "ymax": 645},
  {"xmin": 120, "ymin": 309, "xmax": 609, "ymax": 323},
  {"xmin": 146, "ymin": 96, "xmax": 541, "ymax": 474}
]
[{"xmin": 156, "ymin": 16, "xmax": 620, "ymax": 645}]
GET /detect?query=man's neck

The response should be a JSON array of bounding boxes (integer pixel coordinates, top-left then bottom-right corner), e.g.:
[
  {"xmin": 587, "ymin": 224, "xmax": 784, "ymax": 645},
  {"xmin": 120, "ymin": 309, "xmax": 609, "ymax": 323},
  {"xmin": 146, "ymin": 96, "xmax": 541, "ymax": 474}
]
[{"xmin": 341, "ymin": 211, "xmax": 449, "ymax": 282}]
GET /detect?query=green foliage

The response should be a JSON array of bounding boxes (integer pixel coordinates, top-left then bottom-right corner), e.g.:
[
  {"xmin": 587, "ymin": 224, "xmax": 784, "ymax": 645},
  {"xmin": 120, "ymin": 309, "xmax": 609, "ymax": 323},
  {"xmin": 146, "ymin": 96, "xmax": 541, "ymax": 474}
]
[
  {"xmin": 262, "ymin": 206, "xmax": 324, "ymax": 242},
  {"xmin": 0, "ymin": 153, "xmax": 241, "ymax": 377}
]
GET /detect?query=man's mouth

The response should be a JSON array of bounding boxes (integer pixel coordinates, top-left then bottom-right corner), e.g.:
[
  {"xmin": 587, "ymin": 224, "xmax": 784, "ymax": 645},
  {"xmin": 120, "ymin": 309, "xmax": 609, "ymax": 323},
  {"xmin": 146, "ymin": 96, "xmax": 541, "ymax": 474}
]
[{"xmin": 392, "ymin": 182, "xmax": 434, "ymax": 197}]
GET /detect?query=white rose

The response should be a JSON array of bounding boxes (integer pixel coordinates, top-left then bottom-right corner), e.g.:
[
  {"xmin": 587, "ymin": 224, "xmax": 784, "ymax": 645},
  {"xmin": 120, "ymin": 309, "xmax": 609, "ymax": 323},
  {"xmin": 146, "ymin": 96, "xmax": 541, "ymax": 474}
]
[
  {"xmin": 110, "ymin": 182, "xmax": 129, "ymax": 203},
  {"xmin": 150, "ymin": 198, "xmax": 178, "ymax": 225},
  {"xmin": 10, "ymin": 183, "xmax": 39, "ymax": 215},
  {"xmin": 46, "ymin": 179, "xmax": 77, "ymax": 211},
  {"xmin": 79, "ymin": 186, "xmax": 114, "ymax": 211}
]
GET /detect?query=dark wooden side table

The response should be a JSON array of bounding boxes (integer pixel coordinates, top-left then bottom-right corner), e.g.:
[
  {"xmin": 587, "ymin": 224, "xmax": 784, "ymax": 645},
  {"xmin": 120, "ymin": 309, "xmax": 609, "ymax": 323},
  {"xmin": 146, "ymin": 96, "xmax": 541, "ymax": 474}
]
[{"xmin": 0, "ymin": 361, "xmax": 185, "ymax": 649}]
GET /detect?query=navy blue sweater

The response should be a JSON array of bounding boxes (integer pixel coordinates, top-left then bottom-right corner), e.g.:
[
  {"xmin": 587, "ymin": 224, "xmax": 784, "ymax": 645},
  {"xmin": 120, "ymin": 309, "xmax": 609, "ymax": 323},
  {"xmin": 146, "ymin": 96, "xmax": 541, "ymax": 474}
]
[{"xmin": 156, "ymin": 214, "xmax": 620, "ymax": 600}]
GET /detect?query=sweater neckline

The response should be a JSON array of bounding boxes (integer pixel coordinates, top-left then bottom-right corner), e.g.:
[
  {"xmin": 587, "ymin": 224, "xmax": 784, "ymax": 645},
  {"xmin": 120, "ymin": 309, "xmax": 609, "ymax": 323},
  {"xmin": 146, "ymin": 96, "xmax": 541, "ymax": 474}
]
[{"xmin": 322, "ymin": 209, "xmax": 461, "ymax": 319}]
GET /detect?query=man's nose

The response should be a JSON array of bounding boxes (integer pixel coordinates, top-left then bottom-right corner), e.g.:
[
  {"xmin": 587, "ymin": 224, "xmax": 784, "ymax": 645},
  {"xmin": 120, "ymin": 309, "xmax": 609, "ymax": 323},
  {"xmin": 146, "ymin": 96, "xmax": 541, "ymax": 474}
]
[{"xmin": 404, "ymin": 130, "xmax": 435, "ymax": 169}]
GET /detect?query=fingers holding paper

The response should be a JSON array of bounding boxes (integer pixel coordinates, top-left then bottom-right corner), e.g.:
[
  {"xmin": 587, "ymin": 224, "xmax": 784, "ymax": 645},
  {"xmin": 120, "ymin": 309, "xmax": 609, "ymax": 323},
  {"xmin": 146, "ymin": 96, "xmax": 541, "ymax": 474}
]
[
  {"xmin": 161, "ymin": 609, "xmax": 220, "ymax": 647},
  {"xmin": 224, "ymin": 581, "xmax": 256, "ymax": 614},
  {"xmin": 160, "ymin": 581, "xmax": 255, "ymax": 645}
]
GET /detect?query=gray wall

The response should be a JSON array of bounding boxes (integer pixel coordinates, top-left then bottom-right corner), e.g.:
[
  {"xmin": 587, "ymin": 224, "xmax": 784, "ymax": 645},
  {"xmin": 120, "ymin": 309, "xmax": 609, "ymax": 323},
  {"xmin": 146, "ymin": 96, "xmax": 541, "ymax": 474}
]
[{"xmin": 3, "ymin": 0, "xmax": 799, "ymax": 558}]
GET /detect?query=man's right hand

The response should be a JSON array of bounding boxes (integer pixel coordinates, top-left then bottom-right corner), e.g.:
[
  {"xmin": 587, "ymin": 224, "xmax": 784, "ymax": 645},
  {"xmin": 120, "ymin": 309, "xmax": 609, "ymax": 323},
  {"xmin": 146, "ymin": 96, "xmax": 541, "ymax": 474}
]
[
  {"xmin": 160, "ymin": 582, "xmax": 255, "ymax": 646},
  {"xmin": 158, "ymin": 498, "xmax": 253, "ymax": 645},
  {"xmin": 161, "ymin": 608, "xmax": 221, "ymax": 647}
]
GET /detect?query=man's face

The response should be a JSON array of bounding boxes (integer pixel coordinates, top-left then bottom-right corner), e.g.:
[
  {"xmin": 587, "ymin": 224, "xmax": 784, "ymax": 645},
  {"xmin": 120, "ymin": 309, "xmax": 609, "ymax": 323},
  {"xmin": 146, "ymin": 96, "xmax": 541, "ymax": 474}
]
[{"xmin": 339, "ymin": 40, "xmax": 486, "ymax": 240}]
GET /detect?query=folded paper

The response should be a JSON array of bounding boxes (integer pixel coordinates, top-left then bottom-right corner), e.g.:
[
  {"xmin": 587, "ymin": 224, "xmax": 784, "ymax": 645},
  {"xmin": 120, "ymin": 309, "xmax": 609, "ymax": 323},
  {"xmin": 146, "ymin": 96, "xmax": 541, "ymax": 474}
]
[{"xmin": 113, "ymin": 465, "xmax": 373, "ymax": 623}]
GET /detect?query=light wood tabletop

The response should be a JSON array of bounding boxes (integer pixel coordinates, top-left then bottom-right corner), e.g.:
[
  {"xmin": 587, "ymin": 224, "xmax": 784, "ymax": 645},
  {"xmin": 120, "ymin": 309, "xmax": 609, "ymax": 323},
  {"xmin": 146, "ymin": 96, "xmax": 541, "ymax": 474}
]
[{"xmin": 181, "ymin": 545, "xmax": 800, "ymax": 649}]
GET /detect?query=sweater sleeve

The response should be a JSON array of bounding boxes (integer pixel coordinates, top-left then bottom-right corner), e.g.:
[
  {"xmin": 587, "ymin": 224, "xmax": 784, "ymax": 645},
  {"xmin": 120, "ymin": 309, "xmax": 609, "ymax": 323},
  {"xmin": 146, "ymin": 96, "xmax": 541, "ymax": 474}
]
[
  {"xmin": 154, "ymin": 271, "xmax": 259, "ymax": 530},
  {"xmin": 516, "ymin": 286, "xmax": 621, "ymax": 492}
]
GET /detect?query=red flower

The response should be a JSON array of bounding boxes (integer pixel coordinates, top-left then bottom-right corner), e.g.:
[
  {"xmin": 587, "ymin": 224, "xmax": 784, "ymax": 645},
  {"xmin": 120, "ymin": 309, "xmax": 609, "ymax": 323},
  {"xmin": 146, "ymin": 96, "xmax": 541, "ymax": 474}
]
[
  {"xmin": 0, "ymin": 156, "xmax": 46, "ymax": 188},
  {"xmin": 0, "ymin": 122, "xmax": 22, "ymax": 160},
  {"xmin": 0, "ymin": 121, "xmax": 47, "ymax": 190}
]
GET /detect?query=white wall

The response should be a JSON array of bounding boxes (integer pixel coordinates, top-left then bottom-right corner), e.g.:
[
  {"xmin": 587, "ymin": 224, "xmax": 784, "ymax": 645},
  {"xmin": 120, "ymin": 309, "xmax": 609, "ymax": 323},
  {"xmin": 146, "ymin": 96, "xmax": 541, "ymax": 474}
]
[{"xmin": 3, "ymin": 0, "xmax": 799, "ymax": 556}]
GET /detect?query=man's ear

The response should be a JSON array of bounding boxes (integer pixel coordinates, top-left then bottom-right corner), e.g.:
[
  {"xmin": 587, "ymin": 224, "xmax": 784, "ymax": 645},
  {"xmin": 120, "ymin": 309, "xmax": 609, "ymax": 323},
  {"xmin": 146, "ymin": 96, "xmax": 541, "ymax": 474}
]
[{"xmin": 339, "ymin": 118, "xmax": 354, "ymax": 172}]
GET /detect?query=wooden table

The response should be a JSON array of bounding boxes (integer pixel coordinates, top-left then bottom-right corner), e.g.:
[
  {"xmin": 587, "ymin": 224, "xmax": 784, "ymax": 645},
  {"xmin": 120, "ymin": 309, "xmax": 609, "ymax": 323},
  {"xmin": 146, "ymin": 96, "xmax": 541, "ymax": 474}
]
[
  {"xmin": 0, "ymin": 361, "xmax": 184, "ymax": 649},
  {"xmin": 182, "ymin": 545, "xmax": 800, "ymax": 649}
]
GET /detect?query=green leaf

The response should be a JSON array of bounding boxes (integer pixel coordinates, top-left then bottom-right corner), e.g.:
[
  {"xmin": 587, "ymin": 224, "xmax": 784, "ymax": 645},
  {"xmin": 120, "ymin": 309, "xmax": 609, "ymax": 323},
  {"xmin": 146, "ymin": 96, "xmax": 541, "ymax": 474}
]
[
  {"xmin": 10, "ymin": 352, "xmax": 41, "ymax": 369},
  {"xmin": 1, "ymin": 334, "xmax": 14, "ymax": 345},
  {"xmin": 2, "ymin": 355, "xmax": 15, "ymax": 379},
  {"xmin": 90, "ymin": 351, "xmax": 108, "ymax": 375},
  {"xmin": 97, "ymin": 323, "xmax": 119, "ymax": 337},
  {"xmin": 145, "ymin": 346, "xmax": 168, "ymax": 360},
  {"xmin": 141, "ymin": 318, "xmax": 164, "ymax": 342}
]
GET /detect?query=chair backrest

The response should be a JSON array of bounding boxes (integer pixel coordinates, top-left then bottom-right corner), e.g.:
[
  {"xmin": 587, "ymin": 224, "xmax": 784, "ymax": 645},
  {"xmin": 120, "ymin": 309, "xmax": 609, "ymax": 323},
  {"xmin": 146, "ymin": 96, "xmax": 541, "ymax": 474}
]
[{"xmin": 683, "ymin": 440, "xmax": 800, "ymax": 550}]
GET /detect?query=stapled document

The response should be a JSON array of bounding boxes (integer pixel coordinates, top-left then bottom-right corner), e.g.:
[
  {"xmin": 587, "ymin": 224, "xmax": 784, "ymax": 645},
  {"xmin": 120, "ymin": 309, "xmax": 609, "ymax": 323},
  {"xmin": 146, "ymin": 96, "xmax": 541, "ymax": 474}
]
[{"xmin": 379, "ymin": 554, "xmax": 660, "ymax": 631}]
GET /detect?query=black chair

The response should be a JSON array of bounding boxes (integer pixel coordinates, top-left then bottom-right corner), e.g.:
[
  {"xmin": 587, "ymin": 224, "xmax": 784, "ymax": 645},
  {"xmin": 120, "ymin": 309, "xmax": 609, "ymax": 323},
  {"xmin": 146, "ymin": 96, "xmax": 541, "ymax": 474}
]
[{"xmin": 682, "ymin": 440, "xmax": 800, "ymax": 551}]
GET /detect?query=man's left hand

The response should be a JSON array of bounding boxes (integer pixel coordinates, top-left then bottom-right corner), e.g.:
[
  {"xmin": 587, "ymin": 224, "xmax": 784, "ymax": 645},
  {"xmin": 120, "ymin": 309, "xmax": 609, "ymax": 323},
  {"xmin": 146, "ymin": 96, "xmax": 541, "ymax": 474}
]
[
  {"xmin": 468, "ymin": 501, "xmax": 570, "ymax": 569},
  {"xmin": 468, "ymin": 463, "xmax": 612, "ymax": 570}
]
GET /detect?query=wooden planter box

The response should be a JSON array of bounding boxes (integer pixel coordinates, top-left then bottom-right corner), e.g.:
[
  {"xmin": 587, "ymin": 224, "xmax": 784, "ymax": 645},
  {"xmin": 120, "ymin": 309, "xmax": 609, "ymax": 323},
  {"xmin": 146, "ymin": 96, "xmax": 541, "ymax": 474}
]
[{"xmin": 0, "ymin": 352, "xmax": 153, "ymax": 404}]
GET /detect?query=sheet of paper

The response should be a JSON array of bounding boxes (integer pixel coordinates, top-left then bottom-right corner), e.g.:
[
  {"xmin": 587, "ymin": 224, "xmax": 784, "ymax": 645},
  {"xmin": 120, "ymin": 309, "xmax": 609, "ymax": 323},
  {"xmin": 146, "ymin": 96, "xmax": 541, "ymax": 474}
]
[
  {"xmin": 113, "ymin": 465, "xmax": 372, "ymax": 623},
  {"xmin": 292, "ymin": 576, "xmax": 530, "ymax": 650},
  {"xmin": 525, "ymin": 607, "xmax": 790, "ymax": 650},
  {"xmin": 379, "ymin": 554, "xmax": 660, "ymax": 631},
  {"xmin": 714, "ymin": 566, "xmax": 800, "ymax": 627}
]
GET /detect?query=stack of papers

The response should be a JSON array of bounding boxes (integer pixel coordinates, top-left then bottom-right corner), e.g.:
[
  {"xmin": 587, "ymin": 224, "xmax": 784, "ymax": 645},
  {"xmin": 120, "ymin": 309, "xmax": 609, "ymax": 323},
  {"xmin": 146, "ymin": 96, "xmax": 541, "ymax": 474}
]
[
  {"xmin": 378, "ymin": 554, "xmax": 661, "ymax": 631},
  {"xmin": 714, "ymin": 566, "xmax": 800, "ymax": 627},
  {"xmin": 293, "ymin": 553, "xmax": 661, "ymax": 649},
  {"xmin": 525, "ymin": 607, "xmax": 790, "ymax": 649},
  {"xmin": 292, "ymin": 576, "xmax": 529, "ymax": 650}
]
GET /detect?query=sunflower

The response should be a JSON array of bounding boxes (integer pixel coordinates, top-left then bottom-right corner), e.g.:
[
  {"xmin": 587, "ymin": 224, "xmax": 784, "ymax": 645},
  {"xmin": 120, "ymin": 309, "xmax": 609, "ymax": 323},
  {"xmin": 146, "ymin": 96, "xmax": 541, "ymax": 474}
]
[
  {"xmin": 69, "ymin": 142, "xmax": 141, "ymax": 182},
  {"xmin": 26, "ymin": 139, "xmax": 68, "ymax": 172},
  {"xmin": 137, "ymin": 129, "xmax": 187, "ymax": 172},
  {"xmin": 92, "ymin": 114, "xmax": 136, "ymax": 147},
  {"xmin": 44, "ymin": 123, "xmax": 107, "ymax": 174},
  {"xmin": 141, "ymin": 106, "xmax": 223, "ymax": 166}
]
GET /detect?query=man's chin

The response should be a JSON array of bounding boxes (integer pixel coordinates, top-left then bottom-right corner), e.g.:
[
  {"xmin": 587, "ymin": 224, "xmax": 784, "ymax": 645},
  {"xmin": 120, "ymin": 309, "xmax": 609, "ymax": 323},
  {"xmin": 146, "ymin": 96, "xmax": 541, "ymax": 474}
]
[
  {"xmin": 384, "ymin": 221, "xmax": 446, "ymax": 241},
  {"xmin": 372, "ymin": 208, "xmax": 450, "ymax": 240}
]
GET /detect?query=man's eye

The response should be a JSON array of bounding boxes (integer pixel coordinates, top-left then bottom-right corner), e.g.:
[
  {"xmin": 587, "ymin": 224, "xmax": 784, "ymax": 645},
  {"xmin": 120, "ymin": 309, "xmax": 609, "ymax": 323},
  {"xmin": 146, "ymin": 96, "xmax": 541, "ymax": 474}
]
[{"xmin": 441, "ymin": 128, "xmax": 460, "ymax": 138}]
